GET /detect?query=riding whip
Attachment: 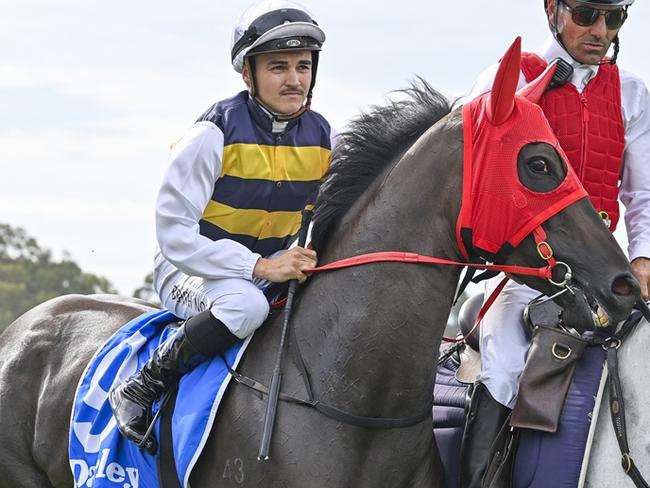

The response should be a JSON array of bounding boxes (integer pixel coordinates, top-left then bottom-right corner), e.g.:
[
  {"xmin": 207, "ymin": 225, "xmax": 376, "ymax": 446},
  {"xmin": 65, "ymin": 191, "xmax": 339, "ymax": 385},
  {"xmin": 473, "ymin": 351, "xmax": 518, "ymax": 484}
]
[{"xmin": 257, "ymin": 208, "xmax": 313, "ymax": 461}]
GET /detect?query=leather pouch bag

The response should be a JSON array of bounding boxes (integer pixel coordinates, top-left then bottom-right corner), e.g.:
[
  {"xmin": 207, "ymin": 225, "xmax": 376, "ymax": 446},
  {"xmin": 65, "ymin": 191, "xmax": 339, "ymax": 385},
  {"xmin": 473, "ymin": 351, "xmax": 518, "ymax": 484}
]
[{"xmin": 510, "ymin": 324, "xmax": 588, "ymax": 432}]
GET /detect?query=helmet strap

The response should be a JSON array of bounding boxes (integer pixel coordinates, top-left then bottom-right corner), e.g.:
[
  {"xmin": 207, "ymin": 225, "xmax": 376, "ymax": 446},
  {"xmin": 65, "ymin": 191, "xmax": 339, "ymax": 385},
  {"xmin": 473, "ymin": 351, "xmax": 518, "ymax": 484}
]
[
  {"xmin": 274, "ymin": 105, "xmax": 307, "ymax": 121},
  {"xmin": 304, "ymin": 50, "xmax": 319, "ymax": 110},
  {"xmin": 251, "ymin": 95, "xmax": 307, "ymax": 123},
  {"xmin": 607, "ymin": 35, "xmax": 620, "ymax": 65},
  {"xmin": 550, "ymin": 0, "xmax": 569, "ymax": 51},
  {"xmin": 245, "ymin": 57, "xmax": 258, "ymax": 98}
]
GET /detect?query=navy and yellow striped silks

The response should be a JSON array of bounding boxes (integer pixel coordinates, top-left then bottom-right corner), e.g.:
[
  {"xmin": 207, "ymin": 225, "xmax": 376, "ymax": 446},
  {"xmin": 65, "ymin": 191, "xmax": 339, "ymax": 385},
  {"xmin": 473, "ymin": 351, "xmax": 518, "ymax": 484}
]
[{"xmin": 196, "ymin": 91, "xmax": 332, "ymax": 256}]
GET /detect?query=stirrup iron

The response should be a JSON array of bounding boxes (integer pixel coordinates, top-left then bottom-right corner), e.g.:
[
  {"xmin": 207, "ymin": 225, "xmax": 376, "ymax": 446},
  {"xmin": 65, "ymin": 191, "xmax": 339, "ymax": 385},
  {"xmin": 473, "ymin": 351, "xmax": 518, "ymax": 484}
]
[{"xmin": 136, "ymin": 388, "xmax": 174, "ymax": 455}]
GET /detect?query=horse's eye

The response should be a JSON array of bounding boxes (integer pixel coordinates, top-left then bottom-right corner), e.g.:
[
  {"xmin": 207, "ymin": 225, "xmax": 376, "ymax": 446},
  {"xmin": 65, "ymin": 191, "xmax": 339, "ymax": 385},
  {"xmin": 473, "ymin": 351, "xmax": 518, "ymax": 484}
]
[{"xmin": 530, "ymin": 159, "xmax": 549, "ymax": 174}]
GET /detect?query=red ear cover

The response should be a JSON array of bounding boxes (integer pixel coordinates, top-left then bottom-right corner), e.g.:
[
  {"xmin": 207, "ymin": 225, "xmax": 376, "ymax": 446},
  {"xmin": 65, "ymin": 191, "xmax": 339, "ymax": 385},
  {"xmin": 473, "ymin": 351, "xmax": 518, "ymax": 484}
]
[{"xmin": 486, "ymin": 37, "xmax": 522, "ymax": 125}]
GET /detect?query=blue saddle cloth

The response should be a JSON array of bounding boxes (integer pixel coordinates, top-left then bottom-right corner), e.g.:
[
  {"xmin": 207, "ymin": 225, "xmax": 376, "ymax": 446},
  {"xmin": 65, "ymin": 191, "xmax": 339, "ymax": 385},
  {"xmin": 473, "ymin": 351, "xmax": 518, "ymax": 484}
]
[
  {"xmin": 512, "ymin": 345, "xmax": 604, "ymax": 487},
  {"xmin": 433, "ymin": 343, "xmax": 605, "ymax": 488},
  {"xmin": 433, "ymin": 349, "xmax": 467, "ymax": 487},
  {"xmin": 68, "ymin": 309, "xmax": 249, "ymax": 488}
]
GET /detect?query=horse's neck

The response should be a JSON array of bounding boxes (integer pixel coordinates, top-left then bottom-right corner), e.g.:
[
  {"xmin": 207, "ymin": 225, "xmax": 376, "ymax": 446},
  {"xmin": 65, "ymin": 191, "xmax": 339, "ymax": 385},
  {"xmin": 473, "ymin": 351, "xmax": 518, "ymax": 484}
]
[{"xmin": 295, "ymin": 112, "xmax": 464, "ymax": 416}]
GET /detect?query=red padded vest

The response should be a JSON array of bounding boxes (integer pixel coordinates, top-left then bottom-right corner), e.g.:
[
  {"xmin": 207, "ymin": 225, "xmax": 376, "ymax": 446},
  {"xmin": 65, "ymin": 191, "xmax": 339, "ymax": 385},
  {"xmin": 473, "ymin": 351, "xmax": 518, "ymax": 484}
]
[{"xmin": 521, "ymin": 53, "xmax": 625, "ymax": 230}]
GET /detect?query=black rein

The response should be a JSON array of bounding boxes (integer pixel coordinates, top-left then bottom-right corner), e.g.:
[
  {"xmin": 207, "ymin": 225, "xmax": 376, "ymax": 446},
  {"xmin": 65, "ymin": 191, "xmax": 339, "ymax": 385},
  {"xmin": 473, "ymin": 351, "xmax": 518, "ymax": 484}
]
[
  {"xmin": 225, "ymin": 323, "xmax": 433, "ymax": 430},
  {"xmin": 603, "ymin": 300, "xmax": 650, "ymax": 488}
]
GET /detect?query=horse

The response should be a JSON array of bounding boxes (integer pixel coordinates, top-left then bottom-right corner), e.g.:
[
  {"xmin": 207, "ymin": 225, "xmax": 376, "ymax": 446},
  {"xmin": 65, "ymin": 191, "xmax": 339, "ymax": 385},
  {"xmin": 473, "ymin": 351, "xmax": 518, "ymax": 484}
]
[
  {"xmin": 583, "ymin": 314, "xmax": 650, "ymax": 488},
  {"xmin": 0, "ymin": 38, "xmax": 640, "ymax": 488}
]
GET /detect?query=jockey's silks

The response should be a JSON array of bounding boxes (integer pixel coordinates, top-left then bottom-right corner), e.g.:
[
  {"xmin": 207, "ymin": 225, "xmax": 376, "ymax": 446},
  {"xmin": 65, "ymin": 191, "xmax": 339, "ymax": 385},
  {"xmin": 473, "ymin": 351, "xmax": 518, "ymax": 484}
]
[
  {"xmin": 458, "ymin": 47, "xmax": 587, "ymax": 261},
  {"xmin": 196, "ymin": 91, "xmax": 331, "ymax": 256},
  {"xmin": 521, "ymin": 53, "xmax": 625, "ymax": 231}
]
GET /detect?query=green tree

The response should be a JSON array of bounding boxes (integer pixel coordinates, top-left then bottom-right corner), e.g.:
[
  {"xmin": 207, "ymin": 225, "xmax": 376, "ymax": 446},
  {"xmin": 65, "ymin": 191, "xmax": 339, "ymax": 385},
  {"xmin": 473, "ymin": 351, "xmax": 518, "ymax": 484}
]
[
  {"xmin": 133, "ymin": 271, "xmax": 160, "ymax": 306},
  {"xmin": 0, "ymin": 223, "xmax": 116, "ymax": 332}
]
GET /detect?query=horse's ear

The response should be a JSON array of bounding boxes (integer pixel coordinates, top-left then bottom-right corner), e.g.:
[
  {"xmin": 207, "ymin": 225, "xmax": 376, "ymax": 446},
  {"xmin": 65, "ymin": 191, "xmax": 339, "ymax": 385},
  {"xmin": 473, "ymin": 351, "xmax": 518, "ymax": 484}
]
[
  {"xmin": 517, "ymin": 62, "xmax": 558, "ymax": 104},
  {"xmin": 486, "ymin": 37, "xmax": 522, "ymax": 125}
]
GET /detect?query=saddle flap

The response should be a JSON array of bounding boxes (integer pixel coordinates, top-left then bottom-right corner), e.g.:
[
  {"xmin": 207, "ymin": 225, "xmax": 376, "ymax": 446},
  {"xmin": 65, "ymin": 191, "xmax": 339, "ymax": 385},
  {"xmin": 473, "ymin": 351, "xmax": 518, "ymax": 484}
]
[{"xmin": 455, "ymin": 345, "xmax": 482, "ymax": 385}]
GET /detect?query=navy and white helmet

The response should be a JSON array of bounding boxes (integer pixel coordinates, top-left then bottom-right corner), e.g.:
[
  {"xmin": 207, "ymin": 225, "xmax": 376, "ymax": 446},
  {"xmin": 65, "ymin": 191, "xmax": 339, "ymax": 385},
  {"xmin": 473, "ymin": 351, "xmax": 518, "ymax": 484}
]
[{"xmin": 231, "ymin": 0, "xmax": 325, "ymax": 74}]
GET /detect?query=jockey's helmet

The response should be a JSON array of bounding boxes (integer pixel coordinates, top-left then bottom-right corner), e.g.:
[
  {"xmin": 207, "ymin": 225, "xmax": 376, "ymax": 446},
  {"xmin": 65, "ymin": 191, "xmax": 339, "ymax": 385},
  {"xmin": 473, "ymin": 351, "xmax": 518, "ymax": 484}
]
[{"xmin": 231, "ymin": 0, "xmax": 325, "ymax": 74}]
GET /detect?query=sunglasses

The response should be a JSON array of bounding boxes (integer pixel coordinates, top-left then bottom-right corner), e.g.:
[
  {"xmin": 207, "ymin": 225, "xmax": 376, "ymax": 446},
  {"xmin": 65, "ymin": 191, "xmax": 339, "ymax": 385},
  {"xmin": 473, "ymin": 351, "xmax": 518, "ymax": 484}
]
[{"xmin": 559, "ymin": 1, "xmax": 628, "ymax": 29}]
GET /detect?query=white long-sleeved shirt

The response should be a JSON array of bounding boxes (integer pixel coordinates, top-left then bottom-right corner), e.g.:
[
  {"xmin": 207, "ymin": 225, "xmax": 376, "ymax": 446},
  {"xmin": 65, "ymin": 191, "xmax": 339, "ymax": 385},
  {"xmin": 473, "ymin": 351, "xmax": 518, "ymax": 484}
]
[
  {"xmin": 466, "ymin": 36, "xmax": 650, "ymax": 261},
  {"xmin": 154, "ymin": 116, "xmax": 337, "ymax": 283}
]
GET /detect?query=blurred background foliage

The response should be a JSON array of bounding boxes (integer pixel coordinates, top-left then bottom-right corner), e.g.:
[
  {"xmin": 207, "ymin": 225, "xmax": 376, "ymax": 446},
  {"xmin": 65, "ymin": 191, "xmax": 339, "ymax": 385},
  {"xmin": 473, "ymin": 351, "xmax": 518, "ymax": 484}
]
[{"xmin": 0, "ymin": 223, "xmax": 156, "ymax": 333}]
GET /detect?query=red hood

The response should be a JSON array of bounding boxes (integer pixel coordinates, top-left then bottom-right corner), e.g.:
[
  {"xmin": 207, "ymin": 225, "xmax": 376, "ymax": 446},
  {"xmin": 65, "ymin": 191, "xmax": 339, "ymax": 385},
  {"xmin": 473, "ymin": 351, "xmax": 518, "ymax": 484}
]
[{"xmin": 457, "ymin": 37, "xmax": 587, "ymax": 260}]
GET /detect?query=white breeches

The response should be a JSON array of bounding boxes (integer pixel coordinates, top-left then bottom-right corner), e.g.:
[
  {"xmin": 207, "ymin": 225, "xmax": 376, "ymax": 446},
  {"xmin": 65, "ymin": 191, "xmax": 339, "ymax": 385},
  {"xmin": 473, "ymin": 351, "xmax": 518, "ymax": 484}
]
[
  {"xmin": 154, "ymin": 258, "xmax": 270, "ymax": 339},
  {"xmin": 475, "ymin": 276, "xmax": 540, "ymax": 409}
]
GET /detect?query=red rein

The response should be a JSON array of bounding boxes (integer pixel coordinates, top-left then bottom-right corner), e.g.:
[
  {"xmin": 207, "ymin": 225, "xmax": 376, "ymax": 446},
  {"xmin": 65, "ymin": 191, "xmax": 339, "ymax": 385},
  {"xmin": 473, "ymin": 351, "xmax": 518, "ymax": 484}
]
[
  {"xmin": 303, "ymin": 226, "xmax": 558, "ymax": 344},
  {"xmin": 304, "ymin": 251, "xmax": 552, "ymax": 280}
]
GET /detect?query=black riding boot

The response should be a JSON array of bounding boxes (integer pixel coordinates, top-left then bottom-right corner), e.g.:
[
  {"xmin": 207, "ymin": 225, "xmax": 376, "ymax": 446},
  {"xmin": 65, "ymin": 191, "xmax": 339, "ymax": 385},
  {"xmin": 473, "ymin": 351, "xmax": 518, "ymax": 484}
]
[
  {"xmin": 108, "ymin": 310, "xmax": 239, "ymax": 449},
  {"xmin": 459, "ymin": 382, "xmax": 511, "ymax": 488}
]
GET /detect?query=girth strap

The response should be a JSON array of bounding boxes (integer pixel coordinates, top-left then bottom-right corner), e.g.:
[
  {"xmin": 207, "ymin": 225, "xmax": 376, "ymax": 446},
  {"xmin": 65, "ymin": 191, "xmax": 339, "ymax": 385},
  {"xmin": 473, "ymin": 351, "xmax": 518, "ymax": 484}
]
[
  {"xmin": 224, "ymin": 322, "xmax": 434, "ymax": 430},
  {"xmin": 226, "ymin": 363, "xmax": 433, "ymax": 429},
  {"xmin": 311, "ymin": 397, "xmax": 434, "ymax": 429}
]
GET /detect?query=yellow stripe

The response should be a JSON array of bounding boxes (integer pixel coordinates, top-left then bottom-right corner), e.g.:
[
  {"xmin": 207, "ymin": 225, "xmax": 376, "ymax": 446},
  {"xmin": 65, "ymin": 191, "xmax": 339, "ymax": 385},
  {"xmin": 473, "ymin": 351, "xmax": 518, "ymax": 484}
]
[
  {"xmin": 202, "ymin": 201, "xmax": 302, "ymax": 240},
  {"xmin": 222, "ymin": 144, "xmax": 330, "ymax": 181}
]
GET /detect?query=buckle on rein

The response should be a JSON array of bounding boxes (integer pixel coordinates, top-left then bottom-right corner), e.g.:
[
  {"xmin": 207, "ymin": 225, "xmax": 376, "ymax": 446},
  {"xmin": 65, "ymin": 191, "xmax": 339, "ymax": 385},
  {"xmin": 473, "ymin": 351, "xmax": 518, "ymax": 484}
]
[
  {"xmin": 532, "ymin": 227, "xmax": 574, "ymax": 297},
  {"xmin": 531, "ymin": 226, "xmax": 610, "ymax": 329}
]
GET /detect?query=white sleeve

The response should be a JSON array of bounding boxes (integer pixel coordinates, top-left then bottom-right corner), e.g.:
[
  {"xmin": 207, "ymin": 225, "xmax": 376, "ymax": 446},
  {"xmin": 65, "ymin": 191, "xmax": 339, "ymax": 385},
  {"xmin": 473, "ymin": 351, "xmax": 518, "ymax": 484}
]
[
  {"xmin": 619, "ymin": 72, "xmax": 650, "ymax": 261},
  {"xmin": 330, "ymin": 126, "xmax": 340, "ymax": 152},
  {"xmin": 155, "ymin": 121, "xmax": 261, "ymax": 280}
]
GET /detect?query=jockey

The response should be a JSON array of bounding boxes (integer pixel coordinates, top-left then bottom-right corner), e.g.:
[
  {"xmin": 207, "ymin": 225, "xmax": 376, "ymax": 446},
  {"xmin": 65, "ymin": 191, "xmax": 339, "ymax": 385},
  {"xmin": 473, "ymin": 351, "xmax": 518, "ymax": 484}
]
[
  {"xmin": 109, "ymin": 0, "xmax": 335, "ymax": 448},
  {"xmin": 460, "ymin": 1, "xmax": 650, "ymax": 486}
]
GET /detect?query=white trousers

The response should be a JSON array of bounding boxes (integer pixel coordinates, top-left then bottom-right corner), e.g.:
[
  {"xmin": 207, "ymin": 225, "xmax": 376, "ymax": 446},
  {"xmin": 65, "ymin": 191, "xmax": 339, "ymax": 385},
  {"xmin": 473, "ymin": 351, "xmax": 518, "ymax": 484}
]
[
  {"xmin": 475, "ymin": 276, "xmax": 539, "ymax": 409},
  {"xmin": 153, "ymin": 257, "xmax": 270, "ymax": 340}
]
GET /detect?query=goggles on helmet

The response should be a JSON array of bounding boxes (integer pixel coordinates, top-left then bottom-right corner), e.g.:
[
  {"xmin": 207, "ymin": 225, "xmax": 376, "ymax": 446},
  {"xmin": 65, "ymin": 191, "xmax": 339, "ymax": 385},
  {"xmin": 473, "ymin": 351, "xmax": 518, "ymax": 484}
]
[{"xmin": 231, "ymin": 8, "xmax": 322, "ymax": 63}]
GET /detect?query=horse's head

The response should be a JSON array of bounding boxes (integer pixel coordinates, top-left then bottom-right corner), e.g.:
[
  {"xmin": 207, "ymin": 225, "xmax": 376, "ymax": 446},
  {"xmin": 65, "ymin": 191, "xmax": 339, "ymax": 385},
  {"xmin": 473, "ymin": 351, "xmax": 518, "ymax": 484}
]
[{"xmin": 459, "ymin": 37, "xmax": 639, "ymax": 331}]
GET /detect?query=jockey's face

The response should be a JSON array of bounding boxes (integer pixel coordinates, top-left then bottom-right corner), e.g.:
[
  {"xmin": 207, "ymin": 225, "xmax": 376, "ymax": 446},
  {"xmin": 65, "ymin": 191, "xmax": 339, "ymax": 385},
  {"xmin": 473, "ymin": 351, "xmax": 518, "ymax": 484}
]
[
  {"xmin": 548, "ymin": 0, "xmax": 623, "ymax": 65},
  {"xmin": 243, "ymin": 50, "xmax": 313, "ymax": 115}
]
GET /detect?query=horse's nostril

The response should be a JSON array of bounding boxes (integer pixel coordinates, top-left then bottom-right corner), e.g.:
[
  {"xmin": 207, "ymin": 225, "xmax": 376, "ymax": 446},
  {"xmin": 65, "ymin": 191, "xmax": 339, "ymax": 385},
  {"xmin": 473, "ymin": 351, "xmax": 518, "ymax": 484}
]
[{"xmin": 612, "ymin": 275, "xmax": 639, "ymax": 297}]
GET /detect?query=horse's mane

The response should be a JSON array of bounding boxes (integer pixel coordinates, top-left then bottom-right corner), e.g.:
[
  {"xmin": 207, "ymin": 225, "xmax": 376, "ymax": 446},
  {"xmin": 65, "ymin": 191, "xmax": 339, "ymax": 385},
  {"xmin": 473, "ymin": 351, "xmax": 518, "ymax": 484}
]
[{"xmin": 311, "ymin": 78, "xmax": 452, "ymax": 252}]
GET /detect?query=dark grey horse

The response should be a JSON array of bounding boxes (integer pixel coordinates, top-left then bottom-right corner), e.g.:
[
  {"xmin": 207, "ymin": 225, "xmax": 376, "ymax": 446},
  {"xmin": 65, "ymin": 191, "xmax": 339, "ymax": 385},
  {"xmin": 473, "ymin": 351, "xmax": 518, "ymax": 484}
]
[{"xmin": 0, "ymin": 42, "xmax": 640, "ymax": 487}]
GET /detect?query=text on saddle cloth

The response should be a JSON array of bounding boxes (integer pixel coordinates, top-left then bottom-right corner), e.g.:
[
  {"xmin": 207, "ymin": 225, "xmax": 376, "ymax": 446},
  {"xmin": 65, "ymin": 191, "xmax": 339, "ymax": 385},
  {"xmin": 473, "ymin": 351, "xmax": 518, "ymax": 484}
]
[{"xmin": 69, "ymin": 309, "xmax": 250, "ymax": 488}]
